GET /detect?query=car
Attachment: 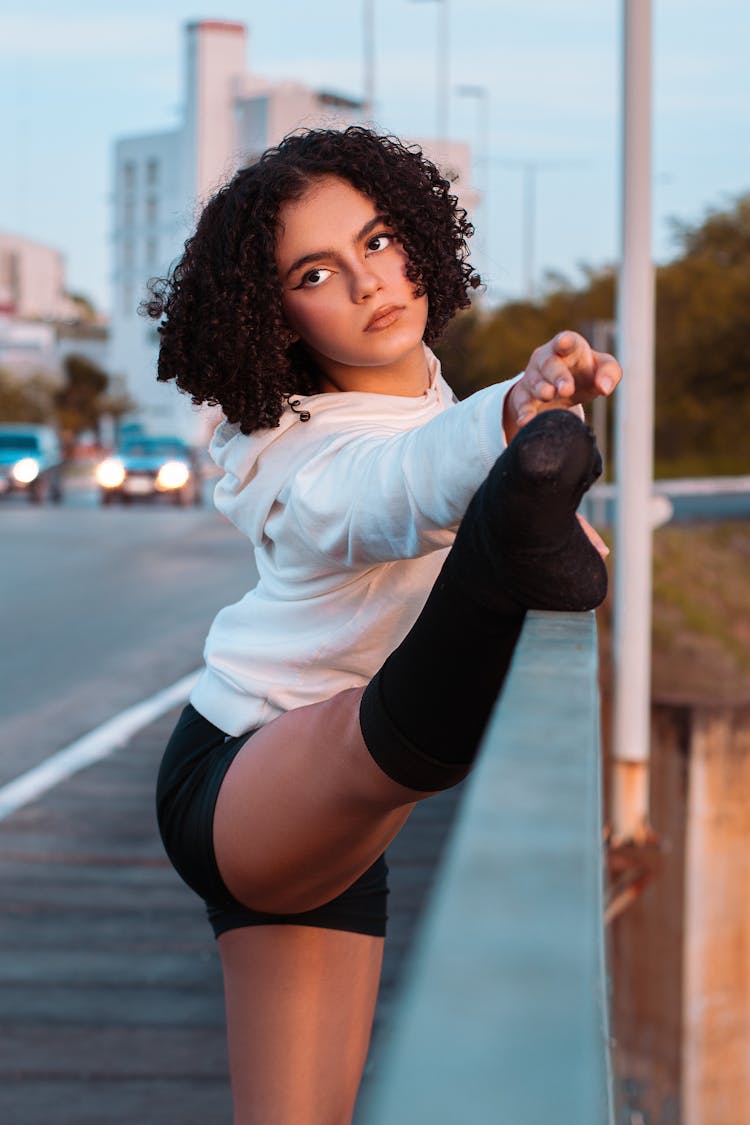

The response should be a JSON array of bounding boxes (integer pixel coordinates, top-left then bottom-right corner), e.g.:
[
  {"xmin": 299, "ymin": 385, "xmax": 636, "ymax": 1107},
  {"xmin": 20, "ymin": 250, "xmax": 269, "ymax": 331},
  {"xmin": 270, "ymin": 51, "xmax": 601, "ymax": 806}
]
[
  {"xmin": 96, "ymin": 435, "xmax": 202, "ymax": 506},
  {"xmin": 0, "ymin": 423, "xmax": 65, "ymax": 503}
]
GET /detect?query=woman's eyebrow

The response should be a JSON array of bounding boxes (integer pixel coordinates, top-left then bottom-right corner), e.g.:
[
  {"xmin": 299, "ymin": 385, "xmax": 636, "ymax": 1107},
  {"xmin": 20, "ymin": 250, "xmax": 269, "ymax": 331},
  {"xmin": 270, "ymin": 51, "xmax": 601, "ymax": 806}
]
[{"xmin": 285, "ymin": 215, "xmax": 389, "ymax": 280}]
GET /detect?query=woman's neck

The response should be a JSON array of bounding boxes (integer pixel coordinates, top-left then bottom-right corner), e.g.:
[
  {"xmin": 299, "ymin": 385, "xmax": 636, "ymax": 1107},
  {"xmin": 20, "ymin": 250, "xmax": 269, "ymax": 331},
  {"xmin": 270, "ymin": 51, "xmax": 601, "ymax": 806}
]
[{"xmin": 315, "ymin": 345, "xmax": 431, "ymax": 397}]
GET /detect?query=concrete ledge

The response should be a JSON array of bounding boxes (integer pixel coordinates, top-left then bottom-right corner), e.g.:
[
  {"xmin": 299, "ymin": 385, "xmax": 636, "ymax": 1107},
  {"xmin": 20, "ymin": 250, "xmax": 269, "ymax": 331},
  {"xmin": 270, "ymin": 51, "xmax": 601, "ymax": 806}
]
[{"xmin": 362, "ymin": 611, "xmax": 613, "ymax": 1124}]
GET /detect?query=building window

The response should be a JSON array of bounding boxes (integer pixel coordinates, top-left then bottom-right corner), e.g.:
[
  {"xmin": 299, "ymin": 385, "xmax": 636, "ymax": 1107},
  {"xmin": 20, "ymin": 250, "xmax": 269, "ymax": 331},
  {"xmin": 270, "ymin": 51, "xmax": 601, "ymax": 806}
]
[
  {"xmin": 122, "ymin": 239, "xmax": 134, "ymax": 269},
  {"xmin": 145, "ymin": 197, "xmax": 158, "ymax": 225},
  {"xmin": 123, "ymin": 199, "xmax": 135, "ymax": 227},
  {"xmin": 123, "ymin": 161, "xmax": 136, "ymax": 192},
  {"xmin": 146, "ymin": 158, "xmax": 159, "ymax": 186},
  {"xmin": 122, "ymin": 282, "xmax": 134, "ymax": 314}
]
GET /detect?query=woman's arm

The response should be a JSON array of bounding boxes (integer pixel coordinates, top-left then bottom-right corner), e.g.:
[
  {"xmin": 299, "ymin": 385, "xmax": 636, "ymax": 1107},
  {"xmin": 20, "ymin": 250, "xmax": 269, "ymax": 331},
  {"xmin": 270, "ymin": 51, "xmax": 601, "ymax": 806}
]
[
  {"xmin": 277, "ymin": 331, "xmax": 621, "ymax": 571},
  {"xmin": 276, "ymin": 380, "xmax": 516, "ymax": 570}
]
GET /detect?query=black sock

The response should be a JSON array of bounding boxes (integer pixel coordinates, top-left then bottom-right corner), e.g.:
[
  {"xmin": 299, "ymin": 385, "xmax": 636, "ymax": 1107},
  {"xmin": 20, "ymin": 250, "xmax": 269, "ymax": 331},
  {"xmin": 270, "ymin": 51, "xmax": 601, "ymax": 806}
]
[{"xmin": 359, "ymin": 410, "xmax": 607, "ymax": 791}]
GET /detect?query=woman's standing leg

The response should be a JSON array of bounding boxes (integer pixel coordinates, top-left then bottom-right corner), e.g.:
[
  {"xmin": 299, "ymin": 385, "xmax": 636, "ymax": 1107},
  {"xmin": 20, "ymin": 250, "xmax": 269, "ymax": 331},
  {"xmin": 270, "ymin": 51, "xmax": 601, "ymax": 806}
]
[{"xmin": 219, "ymin": 926, "xmax": 383, "ymax": 1125}]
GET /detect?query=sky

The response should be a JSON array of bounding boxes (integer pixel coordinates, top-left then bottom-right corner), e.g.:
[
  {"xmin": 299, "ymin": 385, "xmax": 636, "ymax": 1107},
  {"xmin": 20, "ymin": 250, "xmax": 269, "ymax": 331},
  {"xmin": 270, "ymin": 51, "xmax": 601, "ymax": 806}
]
[{"xmin": 1, "ymin": 0, "xmax": 748, "ymax": 315}]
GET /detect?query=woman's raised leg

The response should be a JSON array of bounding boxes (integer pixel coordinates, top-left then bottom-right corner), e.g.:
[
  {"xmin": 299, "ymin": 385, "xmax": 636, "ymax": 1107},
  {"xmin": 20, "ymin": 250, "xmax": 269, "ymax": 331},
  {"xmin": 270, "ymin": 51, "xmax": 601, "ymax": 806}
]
[{"xmin": 213, "ymin": 410, "xmax": 608, "ymax": 916}]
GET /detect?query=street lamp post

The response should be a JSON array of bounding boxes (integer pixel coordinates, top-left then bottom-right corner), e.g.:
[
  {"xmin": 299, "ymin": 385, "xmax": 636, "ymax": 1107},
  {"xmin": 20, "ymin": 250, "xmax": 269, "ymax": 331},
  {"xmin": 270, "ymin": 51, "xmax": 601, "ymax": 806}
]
[
  {"xmin": 488, "ymin": 157, "xmax": 587, "ymax": 301},
  {"xmin": 457, "ymin": 84, "xmax": 490, "ymax": 269},
  {"xmin": 363, "ymin": 0, "xmax": 375, "ymax": 122},
  {"xmin": 523, "ymin": 162, "xmax": 537, "ymax": 300},
  {"xmin": 408, "ymin": 0, "xmax": 450, "ymax": 139}
]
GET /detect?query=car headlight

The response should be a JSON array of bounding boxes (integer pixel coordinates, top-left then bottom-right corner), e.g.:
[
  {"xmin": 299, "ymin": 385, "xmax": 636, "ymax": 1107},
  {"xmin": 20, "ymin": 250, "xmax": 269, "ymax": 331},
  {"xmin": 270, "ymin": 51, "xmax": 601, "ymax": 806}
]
[
  {"xmin": 96, "ymin": 458, "xmax": 126, "ymax": 488},
  {"xmin": 156, "ymin": 460, "xmax": 190, "ymax": 491},
  {"xmin": 12, "ymin": 457, "xmax": 40, "ymax": 484}
]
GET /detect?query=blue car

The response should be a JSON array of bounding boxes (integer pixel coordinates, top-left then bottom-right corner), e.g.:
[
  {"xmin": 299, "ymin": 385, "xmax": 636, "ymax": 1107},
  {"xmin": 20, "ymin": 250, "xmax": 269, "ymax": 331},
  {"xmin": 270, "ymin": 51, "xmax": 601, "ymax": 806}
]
[
  {"xmin": 96, "ymin": 436, "xmax": 202, "ymax": 506},
  {"xmin": 0, "ymin": 424, "xmax": 65, "ymax": 503}
]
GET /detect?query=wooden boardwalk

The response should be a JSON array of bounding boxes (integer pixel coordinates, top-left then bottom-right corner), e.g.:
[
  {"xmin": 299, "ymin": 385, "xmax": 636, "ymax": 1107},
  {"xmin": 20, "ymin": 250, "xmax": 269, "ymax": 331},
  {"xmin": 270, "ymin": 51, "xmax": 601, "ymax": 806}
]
[{"xmin": 0, "ymin": 707, "xmax": 463, "ymax": 1124}]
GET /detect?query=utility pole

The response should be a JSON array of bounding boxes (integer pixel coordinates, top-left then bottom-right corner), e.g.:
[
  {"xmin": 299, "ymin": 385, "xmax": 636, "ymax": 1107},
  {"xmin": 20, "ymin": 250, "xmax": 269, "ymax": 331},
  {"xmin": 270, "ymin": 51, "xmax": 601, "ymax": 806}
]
[
  {"xmin": 457, "ymin": 84, "xmax": 490, "ymax": 269},
  {"xmin": 489, "ymin": 158, "xmax": 587, "ymax": 300},
  {"xmin": 408, "ymin": 0, "xmax": 450, "ymax": 139}
]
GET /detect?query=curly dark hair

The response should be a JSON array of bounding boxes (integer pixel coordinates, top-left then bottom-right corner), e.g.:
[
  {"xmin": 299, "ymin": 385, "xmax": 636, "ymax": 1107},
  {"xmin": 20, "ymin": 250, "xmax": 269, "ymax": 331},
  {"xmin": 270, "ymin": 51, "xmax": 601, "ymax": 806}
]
[{"xmin": 143, "ymin": 126, "xmax": 480, "ymax": 433}]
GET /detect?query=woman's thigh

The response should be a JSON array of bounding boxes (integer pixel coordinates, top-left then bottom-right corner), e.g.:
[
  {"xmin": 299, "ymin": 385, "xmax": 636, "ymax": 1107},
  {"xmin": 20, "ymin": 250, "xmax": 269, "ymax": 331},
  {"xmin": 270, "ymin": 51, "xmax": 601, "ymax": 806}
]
[
  {"xmin": 218, "ymin": 924, "xmax": 384, "ymax": 1125},
  {"xmin": 212, "ymin": 688, "xmax": 426, "ymax": 914}
]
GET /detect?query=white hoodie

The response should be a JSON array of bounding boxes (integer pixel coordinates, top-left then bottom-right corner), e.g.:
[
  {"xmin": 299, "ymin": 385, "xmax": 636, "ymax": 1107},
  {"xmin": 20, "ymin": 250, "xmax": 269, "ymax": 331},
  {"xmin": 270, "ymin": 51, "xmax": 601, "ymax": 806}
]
[{"xmin": 190, "ymin": 347, "xmax": 521, "ymax": 735}]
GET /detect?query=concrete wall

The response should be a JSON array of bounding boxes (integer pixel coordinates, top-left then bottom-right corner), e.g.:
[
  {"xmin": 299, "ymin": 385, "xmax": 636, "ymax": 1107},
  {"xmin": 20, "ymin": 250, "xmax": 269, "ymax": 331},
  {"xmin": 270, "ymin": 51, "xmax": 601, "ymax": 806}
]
[{"xmin": 610, "ymin": 702, "xmax": 750, "ymax": 1124}]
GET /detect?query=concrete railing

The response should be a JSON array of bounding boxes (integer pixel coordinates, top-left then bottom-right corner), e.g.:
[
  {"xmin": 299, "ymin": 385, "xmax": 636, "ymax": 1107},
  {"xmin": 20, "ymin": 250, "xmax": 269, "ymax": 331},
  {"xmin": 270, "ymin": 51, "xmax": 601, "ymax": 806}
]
[{"xmin": 361, "ymin": 610, "xmax": 614, "ymax": 1124}]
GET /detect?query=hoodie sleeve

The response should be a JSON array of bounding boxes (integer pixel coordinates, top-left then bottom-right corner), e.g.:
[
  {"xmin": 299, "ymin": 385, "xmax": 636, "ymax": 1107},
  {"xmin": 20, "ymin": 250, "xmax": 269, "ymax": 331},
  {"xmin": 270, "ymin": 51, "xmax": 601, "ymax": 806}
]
[{"xmin": 271, "ymin": 380, "xmax": 517, "ymax": 570}]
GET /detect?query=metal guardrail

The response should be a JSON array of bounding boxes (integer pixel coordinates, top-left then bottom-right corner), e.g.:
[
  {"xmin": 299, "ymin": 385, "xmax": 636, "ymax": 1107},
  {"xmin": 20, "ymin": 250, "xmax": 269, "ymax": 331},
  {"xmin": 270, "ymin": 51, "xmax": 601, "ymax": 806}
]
[
  {"xmin": 581, "ymin": 476, "xmax": 750, "ymax": 527},
  {"xmin": 361, "ymin": 610, "xmax": 613, "ymax": 1125}
]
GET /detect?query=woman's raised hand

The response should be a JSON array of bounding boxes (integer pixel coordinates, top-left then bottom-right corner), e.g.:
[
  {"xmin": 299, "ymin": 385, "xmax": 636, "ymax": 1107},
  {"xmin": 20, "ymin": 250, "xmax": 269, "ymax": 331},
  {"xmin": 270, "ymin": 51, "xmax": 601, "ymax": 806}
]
[{"xmin": 503, "ymin": 330, "xmax": 622, "ymax": 441}]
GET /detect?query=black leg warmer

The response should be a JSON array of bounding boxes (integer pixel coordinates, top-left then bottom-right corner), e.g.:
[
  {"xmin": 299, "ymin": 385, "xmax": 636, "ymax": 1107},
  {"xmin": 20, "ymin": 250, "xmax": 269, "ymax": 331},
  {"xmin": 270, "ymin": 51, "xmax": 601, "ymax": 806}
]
[{"xmin": 359, "ymin": 410, "xmax": 607, "ymax": 791}]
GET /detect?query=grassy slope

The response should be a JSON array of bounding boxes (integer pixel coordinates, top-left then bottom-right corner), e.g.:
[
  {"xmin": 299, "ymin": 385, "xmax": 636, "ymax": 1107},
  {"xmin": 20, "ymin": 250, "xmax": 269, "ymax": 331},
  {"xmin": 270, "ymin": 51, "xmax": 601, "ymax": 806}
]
[{"xmin": 596, "ymin": 521, "xmax": 750, "ymax": 707}]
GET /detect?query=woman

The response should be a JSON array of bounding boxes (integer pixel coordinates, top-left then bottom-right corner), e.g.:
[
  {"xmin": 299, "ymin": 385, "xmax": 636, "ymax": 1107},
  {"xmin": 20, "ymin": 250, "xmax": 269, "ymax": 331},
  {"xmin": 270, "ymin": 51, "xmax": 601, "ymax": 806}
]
[{"xmin": 147, "ymin": 126, "xmax": 620, "ymax": 1124}]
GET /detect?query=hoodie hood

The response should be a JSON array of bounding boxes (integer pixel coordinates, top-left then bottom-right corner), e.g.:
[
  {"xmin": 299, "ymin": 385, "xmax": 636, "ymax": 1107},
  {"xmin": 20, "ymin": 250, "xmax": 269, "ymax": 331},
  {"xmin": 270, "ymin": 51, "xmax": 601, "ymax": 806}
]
[{"xmin": 209, "ymin": 345, "xmax": 452, "ymax": 545}]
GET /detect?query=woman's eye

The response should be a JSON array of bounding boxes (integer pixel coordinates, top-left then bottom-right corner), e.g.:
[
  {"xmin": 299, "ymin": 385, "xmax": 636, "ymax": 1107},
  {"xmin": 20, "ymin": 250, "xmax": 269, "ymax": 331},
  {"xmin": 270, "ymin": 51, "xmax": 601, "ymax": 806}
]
[
  {"xmin": 300, "ymin": 267, "xmax": 332, "ymax": 288},
  {"xmin": 367, "ymin": 234, "xmax": 392, "ymax": 253}
]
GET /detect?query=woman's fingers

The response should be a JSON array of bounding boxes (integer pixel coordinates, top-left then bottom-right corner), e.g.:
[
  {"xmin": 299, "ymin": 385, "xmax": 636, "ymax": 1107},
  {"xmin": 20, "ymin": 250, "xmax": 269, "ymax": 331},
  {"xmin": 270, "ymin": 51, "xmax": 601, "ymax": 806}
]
[
  {"xmin": 508, "ymin": 331, "xmax": 623, "ymax": 438},
  {"xmin": 592, "ymin": 352, "xmax": 621, "ymax": 396},
  {"xmin": 577, "ymin": 514, "xmax": 610, "ymax": 558}
]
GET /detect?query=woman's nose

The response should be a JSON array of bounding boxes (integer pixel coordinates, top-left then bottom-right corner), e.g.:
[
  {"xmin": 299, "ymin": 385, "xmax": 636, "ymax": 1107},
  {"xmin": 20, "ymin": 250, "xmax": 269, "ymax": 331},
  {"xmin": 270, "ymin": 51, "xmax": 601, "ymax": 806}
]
[{"xmin": 350, "ymin": 263, "xmax": 382, "ymax": 302}]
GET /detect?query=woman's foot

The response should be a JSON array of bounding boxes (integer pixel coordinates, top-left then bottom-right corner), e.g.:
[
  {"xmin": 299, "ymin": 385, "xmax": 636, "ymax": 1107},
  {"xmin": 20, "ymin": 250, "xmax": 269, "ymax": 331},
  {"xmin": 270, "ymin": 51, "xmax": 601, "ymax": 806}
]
[{"xmin": 444, "ymin": 409, "xmax": 608, "ymax": 613}]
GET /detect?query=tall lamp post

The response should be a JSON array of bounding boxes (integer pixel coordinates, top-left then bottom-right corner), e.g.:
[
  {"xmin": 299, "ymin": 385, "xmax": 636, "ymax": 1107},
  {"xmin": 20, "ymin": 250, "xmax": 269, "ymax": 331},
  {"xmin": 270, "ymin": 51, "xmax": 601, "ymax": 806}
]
[
  {"xmin": 408, "ymin": 0, "xmax": 450, "ymax": 139},
  {"xmin": 489, "ymin": 158, "xmax": 587, "ymax": 300},
  {"xmin": 363, "ymin": 0, "xmax": 375, "ymax": 122},
  {"xmin": 457, "ymin": 84, "xmax": 490, "ymax": 270}
]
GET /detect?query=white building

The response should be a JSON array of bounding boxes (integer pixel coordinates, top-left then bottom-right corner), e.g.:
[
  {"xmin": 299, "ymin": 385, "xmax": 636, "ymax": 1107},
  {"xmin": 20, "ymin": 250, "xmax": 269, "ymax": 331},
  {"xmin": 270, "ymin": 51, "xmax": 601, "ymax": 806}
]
[{"xmin": 110, "ymin": 19, "xmax": 477, "ymax": 442}]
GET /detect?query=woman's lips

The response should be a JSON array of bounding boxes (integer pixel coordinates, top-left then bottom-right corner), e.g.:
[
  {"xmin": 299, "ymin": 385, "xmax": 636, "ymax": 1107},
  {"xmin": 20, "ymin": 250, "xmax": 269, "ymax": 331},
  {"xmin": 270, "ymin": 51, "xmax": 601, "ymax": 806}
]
[{"xmin": 365, "ymin": 305, "xmax": 405, "ymax": 331}]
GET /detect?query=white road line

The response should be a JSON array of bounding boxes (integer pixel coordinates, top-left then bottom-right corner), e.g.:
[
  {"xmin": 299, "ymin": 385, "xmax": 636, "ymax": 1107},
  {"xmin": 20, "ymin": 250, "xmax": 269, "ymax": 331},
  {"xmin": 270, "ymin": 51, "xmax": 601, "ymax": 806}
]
[{"xmin": 0, "ymin": 671, "xmax": 200, "ymax": 822}]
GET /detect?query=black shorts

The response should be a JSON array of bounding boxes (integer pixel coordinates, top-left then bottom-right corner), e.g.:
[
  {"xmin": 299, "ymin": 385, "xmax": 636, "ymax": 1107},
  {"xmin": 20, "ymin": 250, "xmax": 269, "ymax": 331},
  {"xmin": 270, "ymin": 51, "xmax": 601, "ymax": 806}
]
[{"xmin": 156, "ymin": 703, "xmax": 389, "ymax": 939}]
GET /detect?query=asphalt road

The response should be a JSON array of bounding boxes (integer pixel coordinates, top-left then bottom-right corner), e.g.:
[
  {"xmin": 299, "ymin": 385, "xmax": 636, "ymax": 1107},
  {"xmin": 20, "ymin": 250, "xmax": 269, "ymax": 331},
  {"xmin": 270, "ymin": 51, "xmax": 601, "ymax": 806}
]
[{"xmin": 0, "ymin": 479, "xmax": 254, "ymax": 788}]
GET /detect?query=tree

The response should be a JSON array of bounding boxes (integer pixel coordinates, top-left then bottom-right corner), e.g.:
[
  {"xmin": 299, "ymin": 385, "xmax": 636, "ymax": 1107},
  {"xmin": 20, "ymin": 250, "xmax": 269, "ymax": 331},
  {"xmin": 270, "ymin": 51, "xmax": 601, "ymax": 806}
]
[
  {"xmin": 0, "ymin": 368, "xmax": 58, "ymax": 423},
  {"xmin": 54, "ymin": 354, "xmax": 109, "ymax": 451},
  {"xmin": 436, "ymin": 193, "xmax": 750, "ymax": 475},
  {"xmin": 654, "ymin": 196, "xmax": 750, "ymax": 472}
]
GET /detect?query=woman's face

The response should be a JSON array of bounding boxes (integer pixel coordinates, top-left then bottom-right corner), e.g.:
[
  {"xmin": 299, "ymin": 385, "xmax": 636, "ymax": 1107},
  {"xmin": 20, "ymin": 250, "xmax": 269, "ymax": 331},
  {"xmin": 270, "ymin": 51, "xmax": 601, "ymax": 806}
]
[{"xmin": 274, "ymin": 176, "xmax": 429, "ymax": 393}]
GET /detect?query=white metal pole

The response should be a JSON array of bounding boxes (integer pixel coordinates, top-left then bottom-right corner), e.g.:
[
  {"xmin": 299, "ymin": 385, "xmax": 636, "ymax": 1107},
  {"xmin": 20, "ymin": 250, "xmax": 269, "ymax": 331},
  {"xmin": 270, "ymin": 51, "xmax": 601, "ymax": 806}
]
[{"xmin": 612, "ymin": 0, "xmax": 656, "ymax": 842}]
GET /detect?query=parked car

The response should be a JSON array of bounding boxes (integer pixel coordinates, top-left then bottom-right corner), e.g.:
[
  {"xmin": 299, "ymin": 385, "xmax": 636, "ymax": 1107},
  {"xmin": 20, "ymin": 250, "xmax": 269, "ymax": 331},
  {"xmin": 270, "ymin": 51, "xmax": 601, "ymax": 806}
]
[
  {"xmin": 96, "ymin": 436, "xmax": 202, "ymax": 506},
  {"xmin": 0, "ymin": 423, "xmax": 65, "ymax": 503}
]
